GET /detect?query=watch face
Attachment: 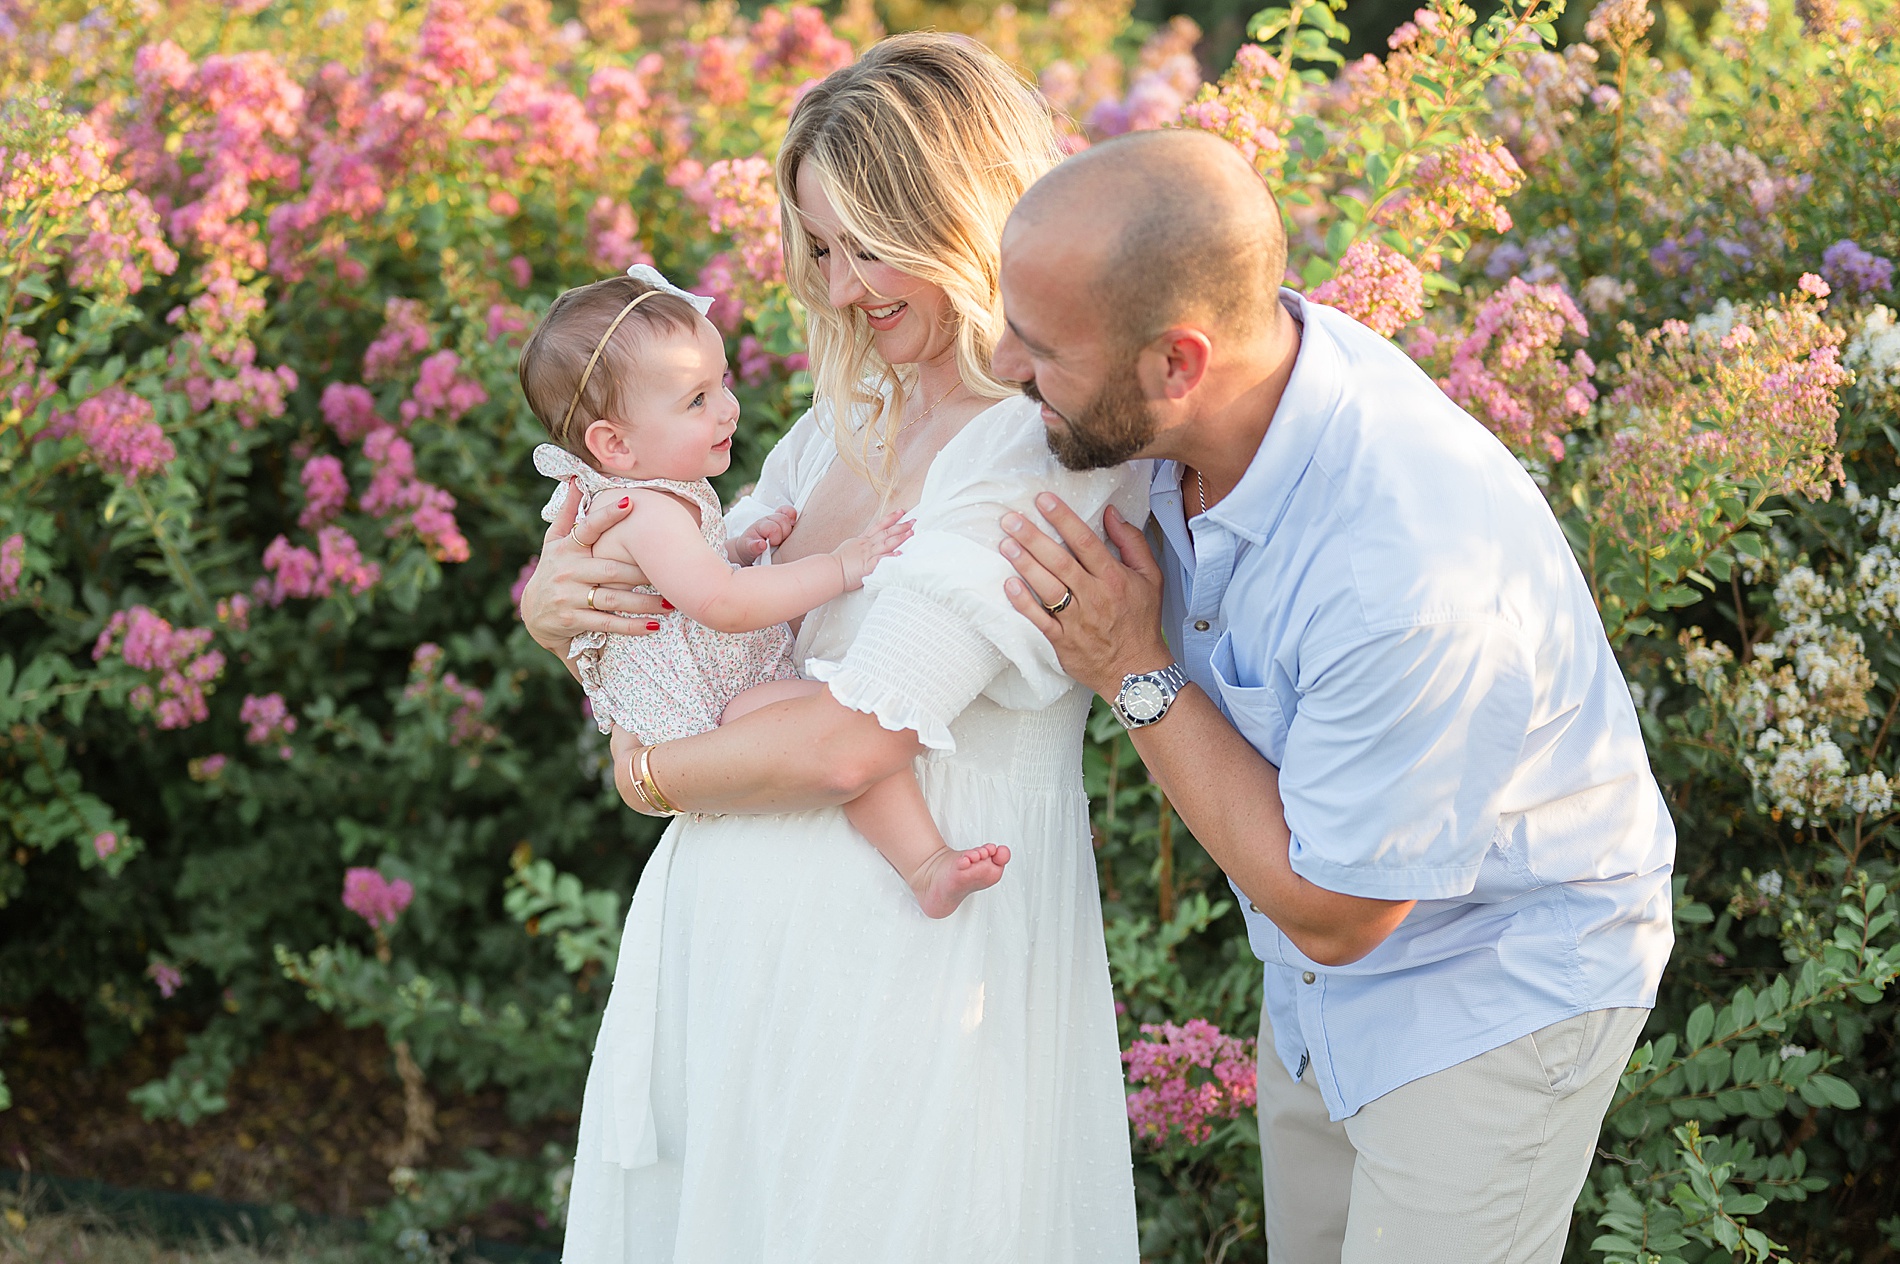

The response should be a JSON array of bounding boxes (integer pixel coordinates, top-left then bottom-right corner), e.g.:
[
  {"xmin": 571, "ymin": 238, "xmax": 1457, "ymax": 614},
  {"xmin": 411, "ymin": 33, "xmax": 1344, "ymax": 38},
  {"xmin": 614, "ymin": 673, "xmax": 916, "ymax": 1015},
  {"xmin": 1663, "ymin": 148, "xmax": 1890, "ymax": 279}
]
[{"xmin": 1122, "ymin": 679, "xmax": 1167, "ymax": 722}]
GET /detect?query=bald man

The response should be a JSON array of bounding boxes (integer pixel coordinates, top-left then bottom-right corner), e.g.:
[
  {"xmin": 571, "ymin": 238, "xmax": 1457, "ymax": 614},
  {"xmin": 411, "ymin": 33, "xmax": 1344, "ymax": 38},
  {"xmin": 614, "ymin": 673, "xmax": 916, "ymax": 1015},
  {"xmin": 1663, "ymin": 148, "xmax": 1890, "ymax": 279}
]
[{"xmin": 993, "ymin": 130, "xmax": 1675, "ymax": 1263}]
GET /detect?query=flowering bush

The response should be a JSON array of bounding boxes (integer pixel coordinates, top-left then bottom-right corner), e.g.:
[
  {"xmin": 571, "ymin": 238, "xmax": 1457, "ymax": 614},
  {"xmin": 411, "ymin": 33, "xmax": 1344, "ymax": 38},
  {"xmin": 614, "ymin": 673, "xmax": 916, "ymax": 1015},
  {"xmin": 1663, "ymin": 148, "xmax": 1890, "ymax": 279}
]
[{"xmin": 5, "ymin": 0, "xmax": 1900, "ymax": 1258}]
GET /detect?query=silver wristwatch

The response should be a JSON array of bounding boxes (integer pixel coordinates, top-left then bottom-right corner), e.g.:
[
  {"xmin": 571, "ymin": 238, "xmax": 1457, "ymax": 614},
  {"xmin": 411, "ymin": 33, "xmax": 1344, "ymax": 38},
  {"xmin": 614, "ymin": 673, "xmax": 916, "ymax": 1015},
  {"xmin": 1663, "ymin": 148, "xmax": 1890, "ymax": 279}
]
[{"xmin": 1111, "ymin": 663, "xmax": 1189, "ymax": 730}]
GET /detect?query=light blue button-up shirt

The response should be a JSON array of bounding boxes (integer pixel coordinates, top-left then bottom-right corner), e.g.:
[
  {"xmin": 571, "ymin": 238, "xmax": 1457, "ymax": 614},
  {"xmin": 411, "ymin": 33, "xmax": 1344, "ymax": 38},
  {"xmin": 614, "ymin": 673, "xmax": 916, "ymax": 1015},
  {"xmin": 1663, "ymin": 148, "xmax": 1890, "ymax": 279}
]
[{"xmin": 1154, "ymin": 291, "xmax": 1675, "ymax": 1121}]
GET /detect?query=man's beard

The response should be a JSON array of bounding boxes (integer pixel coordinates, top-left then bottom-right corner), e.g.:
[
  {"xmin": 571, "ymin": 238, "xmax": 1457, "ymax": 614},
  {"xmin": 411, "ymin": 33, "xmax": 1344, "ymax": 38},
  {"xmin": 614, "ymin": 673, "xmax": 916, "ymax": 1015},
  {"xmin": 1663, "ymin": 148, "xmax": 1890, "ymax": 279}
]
[{"xmin": 1023, "ymin": 363, "xmax": 1157, "ymax": 471}]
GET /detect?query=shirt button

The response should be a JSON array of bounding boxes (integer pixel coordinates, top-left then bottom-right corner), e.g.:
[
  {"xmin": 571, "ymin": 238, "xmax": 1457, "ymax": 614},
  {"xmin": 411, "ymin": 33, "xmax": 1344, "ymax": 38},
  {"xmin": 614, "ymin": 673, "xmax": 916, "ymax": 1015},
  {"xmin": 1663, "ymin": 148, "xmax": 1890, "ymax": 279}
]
[
  {"xmin": 1248, "ymin": 901, "xmax": 1262, "ymax": 914},
  {"xmin": 1302, "ymin": 971, "xmax": 1317, "ymax": 985},
  {"xmin": 1193, "ymin": 619, "xmax": 1211, "ymax": 632}
]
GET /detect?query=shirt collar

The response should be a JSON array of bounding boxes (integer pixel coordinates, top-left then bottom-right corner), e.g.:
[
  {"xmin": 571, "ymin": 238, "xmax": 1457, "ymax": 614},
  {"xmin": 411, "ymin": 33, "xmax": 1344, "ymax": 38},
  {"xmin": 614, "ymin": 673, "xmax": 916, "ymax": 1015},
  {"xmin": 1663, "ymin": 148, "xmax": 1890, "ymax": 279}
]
[{"xmin": 1184, "ymin": 289, "xmax": 1341, "ymax": 548}]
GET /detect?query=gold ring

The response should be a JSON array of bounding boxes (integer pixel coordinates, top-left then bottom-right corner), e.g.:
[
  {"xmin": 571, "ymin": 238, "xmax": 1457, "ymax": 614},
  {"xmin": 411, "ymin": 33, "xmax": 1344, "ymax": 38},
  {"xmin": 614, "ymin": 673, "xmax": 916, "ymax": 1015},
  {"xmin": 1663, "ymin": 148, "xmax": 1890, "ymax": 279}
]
[
  {"xmin": 1042, "ymin": 588, "xmax": 1074, "ymax": 615},
  {"xmin": 587, "ymin": 584, "xmax": 600, "ymax": 610}
]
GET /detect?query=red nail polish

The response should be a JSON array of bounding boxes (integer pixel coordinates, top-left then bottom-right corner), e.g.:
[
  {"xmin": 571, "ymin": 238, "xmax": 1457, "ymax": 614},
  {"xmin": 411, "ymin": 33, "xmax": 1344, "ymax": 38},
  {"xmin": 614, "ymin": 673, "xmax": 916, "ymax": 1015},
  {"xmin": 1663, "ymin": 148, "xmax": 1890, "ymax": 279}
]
[
  {"xmin": 645, "ymin": 620, "xmax": 661, "ymax": 631},
  {"xmin": 660, "ymin": 599, "xmax": 674, "ymax": 610},
  {"xmin": 619, "ymin": 497, "xmax": 631, "ymax": 509}
]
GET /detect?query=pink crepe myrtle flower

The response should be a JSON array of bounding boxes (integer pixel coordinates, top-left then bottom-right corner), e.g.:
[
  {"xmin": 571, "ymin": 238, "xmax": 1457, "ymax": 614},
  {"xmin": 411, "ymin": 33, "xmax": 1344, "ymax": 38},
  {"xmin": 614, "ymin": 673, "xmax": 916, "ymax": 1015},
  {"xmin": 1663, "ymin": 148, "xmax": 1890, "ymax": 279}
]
[
  {"xmin": 147, "ymin": 961, "xmax": 184, "ymax": 998},
  {"xmin": 1409, "ymin": 137, "xmax": 1525, "ymax": 238},
  {"xmin": 1124, "ymin": 1019, "xmax": 1258, "ymax": 1146},
  {"xmin": 298, "ymin": 454, "xmax": 349, "ymax": 529},
  {"xmin": 0, "ymin": 533, "xmax": 24, "ymax": 600},
  {"xmin": 1585, "ymin": 0, "xmax": 1654, "ymax": 45},
  {"xmin": 360, "ymin": 428, "xmax": 470, "ymax": 562},
  {"xmin": 189, "ymin": 753, "xmax": 228, "ymax": 781},
  {"xmin": 343, "ymin": 867, "xmax": 414, "ymax": 930},
  {"xmin": 1311, "ymin": 241, "xmax": 1426, "ymax": 338},
  {"xmin": 685, "ymin": 157, "xmax": 783, "ymax": 291},
  {"xmin": 70, "ymin": 190, "xmax": 179, "ymax": 295},
  {"xmin": 511, "ymin": 557, "xmax": 538, "ymax": 611},
  {"xmin": 363, "ymin": 297, "xmax": 433, "ymax": 382},
  {"xmin": 487, "ymin": 303, "xmax": 530, "ymax": 345},
  {"xmin": 399, "ymin": 349, "xmax": 488, "ymax": 424},
  {"xmin": 93, "ymin": 831, "xmax": 119, "ymax": 859},
  {"xmin": 508, "ymin": 255, "xmax": 533, "ymax": 289},
  {"xmin": 64, "ymin": 386, "xmax": 175, "ymax": 482},
  {"xmin": 93, "ymin": 606, "xmax": 225, "ymax": 729},
  {"xmin": 320, "ymin": 382, "xmax": 382, "ymax": 444},
  {"xmin": 1430, "ymin": 279, "xmax": 1598, "ymax": 463},
  {"xmin": 587, "ymin": 195, "xmax": 651, "ymax": 272},
  {"xmin": 240, "ymin": 692, "xmax": 298, "ymax": 748},
  {"xmin": 416, "ymin": 0, "xmax": 497, "ymax": 85},
  {"xmin": 216, "ymin": 593, "xmax": 251, "ymax": 630}
]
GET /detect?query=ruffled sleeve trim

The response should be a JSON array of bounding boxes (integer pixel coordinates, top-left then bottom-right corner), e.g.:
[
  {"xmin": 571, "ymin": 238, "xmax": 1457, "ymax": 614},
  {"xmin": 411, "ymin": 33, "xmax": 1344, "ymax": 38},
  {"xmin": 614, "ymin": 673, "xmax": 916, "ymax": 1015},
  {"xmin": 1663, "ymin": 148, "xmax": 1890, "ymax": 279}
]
[{"xmin": 807, "ymin": 586, "xmax": 1008, "ymax": 758}]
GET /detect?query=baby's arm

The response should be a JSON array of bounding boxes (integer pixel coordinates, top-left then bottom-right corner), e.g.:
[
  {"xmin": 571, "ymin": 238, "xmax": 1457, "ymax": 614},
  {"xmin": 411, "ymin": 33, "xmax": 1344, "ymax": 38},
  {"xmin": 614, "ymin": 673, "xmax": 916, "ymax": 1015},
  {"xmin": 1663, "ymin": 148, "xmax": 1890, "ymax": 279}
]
[{"xmin": 598, "ymin": 491, "xmax": 910, "ymax": 634}]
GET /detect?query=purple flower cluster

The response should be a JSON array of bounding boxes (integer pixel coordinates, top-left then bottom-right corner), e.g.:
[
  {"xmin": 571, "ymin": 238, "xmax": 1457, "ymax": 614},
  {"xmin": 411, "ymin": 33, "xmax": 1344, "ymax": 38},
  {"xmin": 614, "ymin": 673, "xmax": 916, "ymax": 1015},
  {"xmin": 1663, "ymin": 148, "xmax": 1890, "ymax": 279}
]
[{"xmin": 1822, "ymin": 240, "xmax": 1895, "ymax": 297}]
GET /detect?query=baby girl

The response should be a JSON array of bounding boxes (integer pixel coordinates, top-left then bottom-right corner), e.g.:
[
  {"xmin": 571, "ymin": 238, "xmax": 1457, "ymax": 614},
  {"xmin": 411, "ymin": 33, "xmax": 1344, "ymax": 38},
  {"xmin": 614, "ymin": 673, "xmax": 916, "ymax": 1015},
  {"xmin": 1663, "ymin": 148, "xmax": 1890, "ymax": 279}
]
[{"xmin": 517, "ymin": 266, "xmax": 1009, "ymax": 918}]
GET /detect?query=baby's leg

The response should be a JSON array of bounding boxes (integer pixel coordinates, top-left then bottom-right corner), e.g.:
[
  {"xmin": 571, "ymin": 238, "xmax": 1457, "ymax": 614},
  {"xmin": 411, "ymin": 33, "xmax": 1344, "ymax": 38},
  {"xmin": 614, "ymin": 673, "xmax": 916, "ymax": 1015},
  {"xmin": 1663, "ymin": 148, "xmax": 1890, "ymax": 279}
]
[{"xmin": 721, "ymin": 681, "xmax": 1009, "ymax": 919}]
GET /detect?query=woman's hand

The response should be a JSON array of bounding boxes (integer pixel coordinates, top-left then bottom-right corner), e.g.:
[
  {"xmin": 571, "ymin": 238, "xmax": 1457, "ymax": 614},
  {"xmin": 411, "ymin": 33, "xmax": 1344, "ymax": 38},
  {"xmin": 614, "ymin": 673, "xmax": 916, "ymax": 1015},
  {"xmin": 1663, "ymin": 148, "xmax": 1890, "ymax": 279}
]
[
  {"xmin": 520, "ymin": 479, "xmax": 667, "ymax": 655},
  {"xmin": 732, "ymin": 505, "xmax": 798, "ymax": 565}
]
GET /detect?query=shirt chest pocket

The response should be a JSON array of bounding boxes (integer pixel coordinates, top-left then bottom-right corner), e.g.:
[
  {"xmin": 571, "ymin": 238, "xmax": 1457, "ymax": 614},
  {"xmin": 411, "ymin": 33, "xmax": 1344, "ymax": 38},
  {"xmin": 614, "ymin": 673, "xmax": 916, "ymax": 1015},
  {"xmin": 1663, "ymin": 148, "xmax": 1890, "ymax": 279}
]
[{"xmin": 1207, "ymin": 630, "xmax": 1294, "ymax": 766}]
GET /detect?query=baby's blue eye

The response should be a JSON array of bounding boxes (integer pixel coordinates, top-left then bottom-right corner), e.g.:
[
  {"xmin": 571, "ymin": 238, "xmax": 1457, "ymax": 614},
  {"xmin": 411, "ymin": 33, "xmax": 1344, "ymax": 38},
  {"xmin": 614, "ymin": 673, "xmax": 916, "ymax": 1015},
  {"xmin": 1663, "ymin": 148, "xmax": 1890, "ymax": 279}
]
[{"xmin": 691, "ymin": 392, "xmax": 706, "ymax": 408}]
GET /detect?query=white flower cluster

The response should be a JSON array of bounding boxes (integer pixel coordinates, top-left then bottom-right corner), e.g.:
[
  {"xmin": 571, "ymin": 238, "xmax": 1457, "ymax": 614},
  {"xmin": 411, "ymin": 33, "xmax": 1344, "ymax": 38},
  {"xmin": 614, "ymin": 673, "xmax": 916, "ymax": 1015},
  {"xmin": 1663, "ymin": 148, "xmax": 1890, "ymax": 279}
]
[
  {"xmin": 1844, "ymin": 305, "xmax": 1900, "ymax": 395},
  {"xmin": 1689, "ymin": 560, "xmax": 1887, "ymax": 826},
  {"xmin": 1844, "ymin": 482, "xmax": 1900, "ymax": 631}
]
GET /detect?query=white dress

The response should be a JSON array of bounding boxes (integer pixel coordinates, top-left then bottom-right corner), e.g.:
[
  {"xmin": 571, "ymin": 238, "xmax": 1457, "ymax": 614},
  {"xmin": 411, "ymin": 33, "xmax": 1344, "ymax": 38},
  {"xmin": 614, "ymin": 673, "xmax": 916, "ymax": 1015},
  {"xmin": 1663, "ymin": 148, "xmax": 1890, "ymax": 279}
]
[{"xmin": 561, "ymin": 396, "xmax": 1151, "ymax": 1263}]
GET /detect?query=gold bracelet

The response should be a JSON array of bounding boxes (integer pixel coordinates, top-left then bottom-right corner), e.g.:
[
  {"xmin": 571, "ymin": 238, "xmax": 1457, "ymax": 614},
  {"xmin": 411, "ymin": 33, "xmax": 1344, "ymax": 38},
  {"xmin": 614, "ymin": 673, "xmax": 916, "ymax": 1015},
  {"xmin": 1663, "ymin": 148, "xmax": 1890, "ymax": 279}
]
[
  {"xmin": 625, "ymin": 754, "xmax": 662, "ymax": 815},
  {"xmin": 637, "ymin": 743, "xmax": 683, "ymax": 816}
]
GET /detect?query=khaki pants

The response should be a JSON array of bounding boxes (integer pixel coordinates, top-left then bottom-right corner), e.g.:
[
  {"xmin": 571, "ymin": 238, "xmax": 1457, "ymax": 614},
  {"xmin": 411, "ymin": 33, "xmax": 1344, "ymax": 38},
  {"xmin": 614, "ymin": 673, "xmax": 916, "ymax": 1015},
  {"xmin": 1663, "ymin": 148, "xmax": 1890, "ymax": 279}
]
[{"xmin": 1256, "ymin": 1002, "xmax": 1646, "ymax": 1264}]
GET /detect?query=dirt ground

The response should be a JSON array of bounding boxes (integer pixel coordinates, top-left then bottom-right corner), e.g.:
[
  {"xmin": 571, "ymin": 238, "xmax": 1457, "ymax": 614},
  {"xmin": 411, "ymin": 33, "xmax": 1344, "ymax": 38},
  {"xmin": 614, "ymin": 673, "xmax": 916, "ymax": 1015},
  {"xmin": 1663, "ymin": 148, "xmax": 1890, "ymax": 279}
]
[{"xmin": 0, "ymin": 1003, "xmax": 571, "ymax": 1245}]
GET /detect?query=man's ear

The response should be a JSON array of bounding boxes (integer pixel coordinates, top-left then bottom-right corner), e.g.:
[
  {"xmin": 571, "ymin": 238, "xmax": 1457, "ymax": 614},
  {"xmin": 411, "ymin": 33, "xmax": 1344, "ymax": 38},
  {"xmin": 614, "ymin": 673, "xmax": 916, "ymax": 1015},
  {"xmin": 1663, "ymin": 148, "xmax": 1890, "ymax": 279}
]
[
  {"xmin": 1141, "ymin": 327, "xmax": 1214, "ymax": 401},
  {"xmin": 583, "ymin": 418, "xmax": 632, "ymax": 471}
]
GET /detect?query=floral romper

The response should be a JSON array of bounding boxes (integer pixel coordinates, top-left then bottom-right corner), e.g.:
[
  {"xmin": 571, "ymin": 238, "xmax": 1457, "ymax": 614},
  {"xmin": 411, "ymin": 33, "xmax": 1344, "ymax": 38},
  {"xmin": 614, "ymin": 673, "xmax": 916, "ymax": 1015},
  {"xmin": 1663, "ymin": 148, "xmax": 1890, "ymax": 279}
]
[{"xmin": 534, "ymin": 444, "xmax": 798, "ymax": 743}]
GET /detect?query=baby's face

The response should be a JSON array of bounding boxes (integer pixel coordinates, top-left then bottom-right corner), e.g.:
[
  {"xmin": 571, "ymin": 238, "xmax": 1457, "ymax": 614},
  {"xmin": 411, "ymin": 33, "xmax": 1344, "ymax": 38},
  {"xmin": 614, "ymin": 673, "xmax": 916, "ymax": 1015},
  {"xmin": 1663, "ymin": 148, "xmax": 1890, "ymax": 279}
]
[{"xmin": 588, "ymin": 317, "xmax": 740, "ymax": 482}]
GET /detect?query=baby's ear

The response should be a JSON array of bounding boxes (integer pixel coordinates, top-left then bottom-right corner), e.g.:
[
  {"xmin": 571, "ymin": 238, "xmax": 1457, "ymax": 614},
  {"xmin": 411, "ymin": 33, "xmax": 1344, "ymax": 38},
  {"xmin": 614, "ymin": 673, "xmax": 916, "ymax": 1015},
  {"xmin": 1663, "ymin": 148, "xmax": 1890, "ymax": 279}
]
[{"xmin": 583, "ymin": 418, "xmax": 631, "ymax": 471}]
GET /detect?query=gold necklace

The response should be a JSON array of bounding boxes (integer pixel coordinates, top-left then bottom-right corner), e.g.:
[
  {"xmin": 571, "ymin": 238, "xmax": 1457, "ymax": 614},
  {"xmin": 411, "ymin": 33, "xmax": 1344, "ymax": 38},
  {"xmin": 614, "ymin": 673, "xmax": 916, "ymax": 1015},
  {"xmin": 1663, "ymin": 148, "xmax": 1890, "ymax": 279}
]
[{"xmin": 873, "ymin": 382, "xmax": 960, "ymax": 453}]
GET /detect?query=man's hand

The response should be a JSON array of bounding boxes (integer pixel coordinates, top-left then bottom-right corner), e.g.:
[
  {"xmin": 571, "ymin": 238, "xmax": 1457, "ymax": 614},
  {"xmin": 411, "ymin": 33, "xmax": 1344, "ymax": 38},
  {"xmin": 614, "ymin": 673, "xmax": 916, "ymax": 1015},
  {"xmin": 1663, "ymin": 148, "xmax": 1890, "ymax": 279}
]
[
  {"xmin": 732, "ymin": 505, "xmax": 798, "ymax": 565},
  {"xmin": 1000, "ymin": 494, "xmax": 1172, "ymax": 698},
  {"xmin": 519, "ymin": 478, "xmax": 666, "ymax": 654}
]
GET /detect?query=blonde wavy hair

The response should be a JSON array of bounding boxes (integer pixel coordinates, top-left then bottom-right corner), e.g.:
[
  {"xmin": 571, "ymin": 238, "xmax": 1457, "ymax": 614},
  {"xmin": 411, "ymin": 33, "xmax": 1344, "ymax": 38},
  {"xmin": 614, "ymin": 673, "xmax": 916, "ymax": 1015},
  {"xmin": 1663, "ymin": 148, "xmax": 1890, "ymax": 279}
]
[{"xmin": 776, "ymin": 33, "xmax": 1065, "ymax": 488}]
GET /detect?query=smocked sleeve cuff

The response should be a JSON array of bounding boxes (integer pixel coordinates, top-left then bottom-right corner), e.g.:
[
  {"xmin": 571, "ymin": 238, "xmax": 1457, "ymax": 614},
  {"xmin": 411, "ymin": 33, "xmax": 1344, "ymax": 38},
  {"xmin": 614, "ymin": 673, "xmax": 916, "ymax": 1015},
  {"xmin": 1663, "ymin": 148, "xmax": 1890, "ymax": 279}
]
[{"xmin": 804, "ymin": 586, "xmax": 1007, "ymax": 756}]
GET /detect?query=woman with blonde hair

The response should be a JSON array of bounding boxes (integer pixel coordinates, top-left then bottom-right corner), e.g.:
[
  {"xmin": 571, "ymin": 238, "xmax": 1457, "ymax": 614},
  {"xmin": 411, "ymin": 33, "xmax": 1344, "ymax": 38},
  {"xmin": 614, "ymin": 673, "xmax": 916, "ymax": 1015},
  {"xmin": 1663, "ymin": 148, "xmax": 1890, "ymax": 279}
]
[{"xmin": 523, "ymin": 33, "xmax": 1145, "ymax": 1261}]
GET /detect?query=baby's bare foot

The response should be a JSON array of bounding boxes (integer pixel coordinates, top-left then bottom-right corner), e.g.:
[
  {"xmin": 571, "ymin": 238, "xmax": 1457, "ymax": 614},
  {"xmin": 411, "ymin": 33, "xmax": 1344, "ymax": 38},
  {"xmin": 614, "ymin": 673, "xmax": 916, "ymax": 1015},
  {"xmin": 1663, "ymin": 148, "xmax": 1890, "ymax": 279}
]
[{"xmin": 909, "ymin": 843, "xmax": 1011, "ymax": 919}]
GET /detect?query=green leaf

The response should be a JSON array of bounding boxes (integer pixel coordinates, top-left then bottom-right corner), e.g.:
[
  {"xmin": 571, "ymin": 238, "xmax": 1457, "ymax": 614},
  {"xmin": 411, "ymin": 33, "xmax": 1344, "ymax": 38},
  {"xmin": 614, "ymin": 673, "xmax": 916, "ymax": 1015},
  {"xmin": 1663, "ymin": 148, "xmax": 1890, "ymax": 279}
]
[{"xmin": 1686, "ymin": 1003, "xmax": 1715, "ymax": 1051}]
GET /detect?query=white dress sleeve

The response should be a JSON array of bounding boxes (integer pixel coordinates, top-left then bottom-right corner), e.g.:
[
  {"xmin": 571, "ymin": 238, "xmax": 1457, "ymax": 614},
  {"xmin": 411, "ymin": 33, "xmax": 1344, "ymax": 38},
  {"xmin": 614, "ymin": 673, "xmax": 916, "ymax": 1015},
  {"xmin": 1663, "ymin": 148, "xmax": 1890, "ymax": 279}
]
[
  {"xmin": 807, "ymin": 397, "xmax": 1153, "ymax": 754},
  {"xmin": 723, "ymin": 407, "xmax": 834, "ymax": 547}
]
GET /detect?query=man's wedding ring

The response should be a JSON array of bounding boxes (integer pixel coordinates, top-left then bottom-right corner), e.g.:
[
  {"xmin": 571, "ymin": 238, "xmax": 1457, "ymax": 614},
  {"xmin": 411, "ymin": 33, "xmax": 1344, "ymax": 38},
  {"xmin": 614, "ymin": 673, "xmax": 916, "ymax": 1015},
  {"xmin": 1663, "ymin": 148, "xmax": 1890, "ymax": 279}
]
[
  {"xmin": 1042, "ymin": 588, "xmax": 1075, "ymax": 615},
  {"xmin": 586, "ymin": 584, "xmax": 600, "ymax": 611}
]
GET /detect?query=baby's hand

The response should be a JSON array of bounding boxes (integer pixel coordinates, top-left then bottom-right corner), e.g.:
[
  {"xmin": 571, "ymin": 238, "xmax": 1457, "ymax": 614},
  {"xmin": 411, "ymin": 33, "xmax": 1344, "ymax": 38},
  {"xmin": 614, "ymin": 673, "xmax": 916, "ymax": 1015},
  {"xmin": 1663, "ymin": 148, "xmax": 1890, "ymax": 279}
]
[
  {"xmin": 833, "ymin": 512, "xmax": 914, "ymax": 590},
  {"xmin": 734, "ymin": 505, "xmax": 798, "ymax": 565}
]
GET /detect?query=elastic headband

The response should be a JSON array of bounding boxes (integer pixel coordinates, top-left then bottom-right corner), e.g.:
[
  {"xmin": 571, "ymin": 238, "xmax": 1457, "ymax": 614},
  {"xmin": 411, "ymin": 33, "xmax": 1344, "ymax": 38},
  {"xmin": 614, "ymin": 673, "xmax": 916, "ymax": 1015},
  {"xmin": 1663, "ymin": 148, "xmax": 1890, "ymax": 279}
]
[{"xmin": 560, "ymin": 289, "xmax": 662, "ymax": 433}]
